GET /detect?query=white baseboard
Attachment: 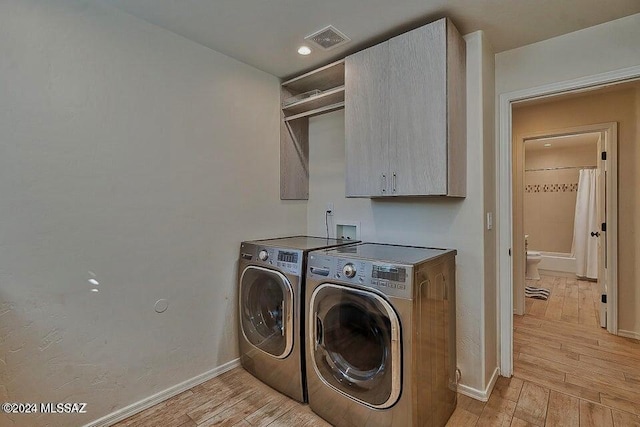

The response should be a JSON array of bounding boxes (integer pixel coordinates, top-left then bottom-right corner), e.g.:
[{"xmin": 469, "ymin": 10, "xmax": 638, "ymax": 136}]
[
  {"xmin": 457, "ymin": 367, "xmax": 500, "ymax": 402},
  {"xmin": 618, "ymin": 329, "xmax": 640, "ymax": 341},
  {"xmin": 84, "ymin": 358, "xmax": 241, "ymax": 427}
]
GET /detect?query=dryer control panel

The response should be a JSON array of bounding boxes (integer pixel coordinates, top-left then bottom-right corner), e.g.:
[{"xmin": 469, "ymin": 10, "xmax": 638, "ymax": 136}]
[
  {"xmin": 307, "ymin": 254, "xmax": 413, "ymax": 299},
  {"xmin": 240, "ymin": 243, "xmax": 302, "ymax": 276}
]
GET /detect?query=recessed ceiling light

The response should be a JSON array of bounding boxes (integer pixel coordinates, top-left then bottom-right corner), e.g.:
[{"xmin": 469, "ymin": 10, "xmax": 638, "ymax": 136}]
[
  {"xmin": 297, "ymin": 46, "xmax": 311, "ymax": 56},
  {"xmin": 544, "ymin": 143, "xmax": 552, "ymax": 147}
]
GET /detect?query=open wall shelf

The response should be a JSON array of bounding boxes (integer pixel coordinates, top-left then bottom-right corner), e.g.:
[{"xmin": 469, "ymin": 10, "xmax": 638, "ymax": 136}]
[
  {"xmin": 282, "ymin": 85, "xmax": 345, "ymax": 119},
  {"xmin": 282, "ymin": 60, "xmax": 345, "ymax": 93},
  {"xmin": 280, "ymin": 60, "xmax": 345, "ymax": 200}
]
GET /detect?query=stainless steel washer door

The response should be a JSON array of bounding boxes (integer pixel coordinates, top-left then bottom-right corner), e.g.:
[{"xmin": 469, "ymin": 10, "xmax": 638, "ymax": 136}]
[
  {"xmin": 240, "ymin": 266, "xmax": 294, "ymax": 359},
  {"xmin": 310, "ymin": 283, "xmax": 401, "ymax": 409}
]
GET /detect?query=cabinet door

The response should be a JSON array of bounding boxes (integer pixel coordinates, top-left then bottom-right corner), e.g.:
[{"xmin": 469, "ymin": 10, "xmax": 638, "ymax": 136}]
[
  {"xmin": 389, "ymin": 20, "xmax": 447, "ymax": 195},
  {"xmin": 345, "ymin": 42, "xmax": 390, "ymax": 197}
]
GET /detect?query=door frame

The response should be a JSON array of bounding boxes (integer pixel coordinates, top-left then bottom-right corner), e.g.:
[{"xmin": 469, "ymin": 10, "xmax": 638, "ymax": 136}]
[
  {"xmin": 511, "ymin": 123, "xmax": 617, "ymax": 321},
  {"xmin": 497, "ymin": 65, "xmax": 640, "ymax": 377}
]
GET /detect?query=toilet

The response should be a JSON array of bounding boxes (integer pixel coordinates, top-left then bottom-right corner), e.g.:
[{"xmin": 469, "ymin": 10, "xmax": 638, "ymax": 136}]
[{"xmin": 526, "ymin": 251, "xmax": 542, "ymax": 280}]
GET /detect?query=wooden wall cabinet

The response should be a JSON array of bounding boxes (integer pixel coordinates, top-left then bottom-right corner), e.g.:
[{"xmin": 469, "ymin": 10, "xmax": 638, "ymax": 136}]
[{"xmin": 345, "ymin": 18, "xmax": 466, "ymax": 198}]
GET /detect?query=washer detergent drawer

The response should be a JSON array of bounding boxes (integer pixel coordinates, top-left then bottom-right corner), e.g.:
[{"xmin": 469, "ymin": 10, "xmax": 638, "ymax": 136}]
[
  {"xmin": 309, "ymin": 283, "xmax": 401, "ymax": 409},
  {"xmin": 240, "ymin": 266, "xmax": 294, "ymax": 358}
]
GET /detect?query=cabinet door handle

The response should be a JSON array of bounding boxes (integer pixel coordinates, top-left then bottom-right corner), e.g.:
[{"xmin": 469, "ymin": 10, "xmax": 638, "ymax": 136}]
[
  {"xmin": 392, "ymin": 173, "xmax": 397, "ymax": 193},
  {"xmin": 382, "ymin": 174, "xmax": 387, "ymax": 193}
]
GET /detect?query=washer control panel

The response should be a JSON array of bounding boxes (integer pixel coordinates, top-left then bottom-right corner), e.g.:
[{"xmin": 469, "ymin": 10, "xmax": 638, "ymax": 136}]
[
  {"xmin": 307, "ymin": 254, "xmax": 412, "ymax": 299},
  {"xmin": 240, "ymin": 243, "xmax": 302, "ymax": 276}
]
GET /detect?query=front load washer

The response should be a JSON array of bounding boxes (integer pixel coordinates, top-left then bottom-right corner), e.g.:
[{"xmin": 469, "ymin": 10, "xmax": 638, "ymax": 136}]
[
  {"xmin": 306, "ymin": 243, "xmax": 457, "ymax": 426},
  {"xmin": 238, "ymin": 236, "xmax": 358, "ymax": 402}
]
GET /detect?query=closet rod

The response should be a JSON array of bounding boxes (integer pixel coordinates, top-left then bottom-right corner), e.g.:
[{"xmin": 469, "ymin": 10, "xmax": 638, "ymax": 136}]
[{"xmin": 525, "ymin": 165, "xmax": 597, "ymax": 172}]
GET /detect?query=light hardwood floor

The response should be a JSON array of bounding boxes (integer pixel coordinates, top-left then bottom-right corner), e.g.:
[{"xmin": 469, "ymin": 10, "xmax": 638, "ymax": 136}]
[
  {"xmin": 116, "ymin": 274, "xmax": 640, "ymax": 427},
  {"xmin": 447, "ymin": 274, "xmax": 640, "ymax": 427},
  {"xmin": 113, "ymin": 367, "xmax": 330, "ymax": 427}
]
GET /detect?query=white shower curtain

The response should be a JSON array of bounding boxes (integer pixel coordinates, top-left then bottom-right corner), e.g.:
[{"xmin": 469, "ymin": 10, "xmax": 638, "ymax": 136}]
[{"xmin": 572, "ymin": 169, "xmax": 598, "ymax": 279}]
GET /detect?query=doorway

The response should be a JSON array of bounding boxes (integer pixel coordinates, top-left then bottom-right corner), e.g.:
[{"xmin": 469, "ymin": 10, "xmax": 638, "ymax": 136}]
[
  {"xmin": 498, "ymin": 72, "xmax": 640, "ymax": 378},
  {"xmin": 512, "ymin": 123, "xmax": 617, "ymax": 333}
]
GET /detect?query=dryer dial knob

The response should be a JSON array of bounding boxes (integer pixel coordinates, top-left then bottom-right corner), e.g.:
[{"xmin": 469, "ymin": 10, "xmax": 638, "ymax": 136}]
[
  {"xmin": 258, "ymin": 250, "xmax": 269, "ymax": 261},
  {"xmin": 343, "ymin": 263, "xmax": 357, "ymax": 278}
]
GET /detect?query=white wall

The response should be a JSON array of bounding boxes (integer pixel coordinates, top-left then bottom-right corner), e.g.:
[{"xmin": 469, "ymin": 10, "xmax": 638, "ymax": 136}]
[
  {"xmin": 480, "ymin": 33, "xmax": 497, "ymax": 387},
  {"xmin": 0, "ymin": 1, "xmax": 306, "ymax": 426},
  {"xmin": 307, "ymin": 32, "xmax": 496, "ymax": 394},
  {"xmin": 496, "ymin": 13, "xmax": 640, "ymax": 94},
  {"xmin": 496, "ymin": 13, "xmax": 640, "ymax": 337}
]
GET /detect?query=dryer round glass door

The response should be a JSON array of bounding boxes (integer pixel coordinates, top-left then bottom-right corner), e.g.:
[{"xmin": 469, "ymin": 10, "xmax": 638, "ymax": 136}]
[
  {"xmin": 310, "ymin": 284, "xmax": 401, "ymax": 408},
  {"xmin": 240, "ymin": 266, "xmax": 294, "ymax": 358}
]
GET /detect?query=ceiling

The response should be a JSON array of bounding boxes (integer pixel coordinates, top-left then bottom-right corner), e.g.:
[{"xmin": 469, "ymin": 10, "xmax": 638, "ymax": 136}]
[{"xmin": 97, "ymin": 0, "xmax": 640, "ymax": 78}]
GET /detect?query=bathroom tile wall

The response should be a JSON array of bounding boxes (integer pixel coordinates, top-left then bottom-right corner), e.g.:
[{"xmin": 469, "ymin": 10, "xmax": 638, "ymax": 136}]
[{"xmin": 524, "ymin": 144, "xmax": 597, "ymax": 253}]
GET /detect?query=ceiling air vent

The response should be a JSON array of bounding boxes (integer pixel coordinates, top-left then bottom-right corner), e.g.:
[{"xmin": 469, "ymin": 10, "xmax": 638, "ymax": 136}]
[{"xmin": 304, "ymin": 25, "xmax": 351, "ymax": 51}]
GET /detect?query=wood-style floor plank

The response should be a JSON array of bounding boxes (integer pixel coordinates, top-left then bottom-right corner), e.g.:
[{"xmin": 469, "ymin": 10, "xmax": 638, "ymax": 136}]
[
  {"xmin": 511, "ymin": 417, "xmax": 538, "ymax": 427},
  {"xmin": 529, "ymin": 299, "xmax": 548, "ymax": 317},
  {"xmin": 485, "ymin": 390, "xmax": 517, "ymax": 416},
  {"xmin": 457, "ymin": 394, "xmax": 486, "ymax": 417},
  {"xmin": 446, "ymin": 406, "xmax": 479, "ymax": 426},
  {"xmin": 580, "ymin": 354, "xmax": 640, "ymax": 377},
  {"xmin": 116, "ymin": 274, "xmax": 639, "ymax": 427},
  {"xmin": 113, "ymin": 367, "xmax": 324, "ymax": 427},
  {"xmin": 544, "ymin": 278, "xmax": 565, "ymax": 321},
  {"xmin": 515, "ymin": 323, "xmax": 600, "ymax": 347},
  {"xmin": 512, "ymin": 367, "xmax": 600, "ymax": 402},
  {"xmin": 600, "ymin": 394, "xmax": 640, "ymax": 417},
  {"xmin": 244, "ymin": 396, "xmax": 298, "ymax": 427},
  {"xmin": 475, "ymin": 408, "xmax": 511, "ymax": 427},
  {"xmin": 561, "ymin": 278, "xmax": 580, "ymax": 324},
  {"xmin": 514, "ymin": 344, "xmax": 578, "ymax": 369},
  {"xmin": 515, "ymin": 275, "xmax": 640, "ymax": 422},
  {"xmin": 525, "ymin": 298, "xmax": 534, "ymax": 315},
  {"xmin": 518, "ymin": 353, "xmax": 626, "ymax": 382},
  {"xmin": 513, "ymin": 381, "xmax": 550, "ymax": 426},
  {"xmin": 612, "ymin": 409, "xmax": 640, "ymax": 427},
  {"xmin": 545, "ymin": 390, "xmax": 579, "ymax": 427},
  {"xmin": 492, "ymin": 376, "xmax": 524, "ymax": 403},
  {"xmin": 513, "ymin": 358, "xmax": 566, "ymax": 383},
  {"xmin": 580, "ymin": 400, "xmax": 614, "ymax": 427},
  {"xmin": 312, "ymin": 274, "xmax": 633, "ymax": 427},
  {"xmin": 578, "ymin": 281, "xmax": 599, "ymax": 327},
  {"xmin": 476, "ymin": 388, "xmax": 517, "ymax": 427}
]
